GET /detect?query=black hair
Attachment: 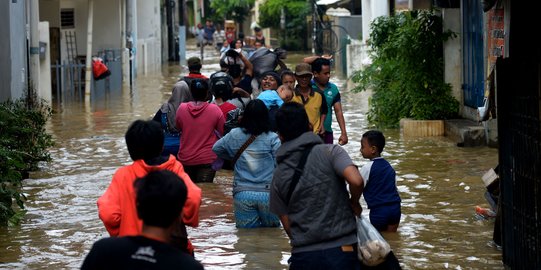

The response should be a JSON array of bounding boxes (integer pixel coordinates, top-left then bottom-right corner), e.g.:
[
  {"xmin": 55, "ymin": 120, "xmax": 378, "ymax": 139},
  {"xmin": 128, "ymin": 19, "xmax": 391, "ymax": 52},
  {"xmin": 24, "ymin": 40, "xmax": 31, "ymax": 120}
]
[
  {"xmin": 259, "ymin": 71, "xmax": 282, "ymax": 89},
  {"xmin": 188, "ymin": 63, "xmax": 202, "ymax": 73},
  {"xmin": 190, "ymin": 78, "xmax": 210, "ymax": 101},
  {"xmin": 125, "ymin": 120, "xmax": 164, "ymax": 161},
  {"xmin": 275, "ymin": 102, "xmax": 311, "ymax": 141},
  {"xmin": 362, "ymin": 130, "xmax": 386, "ymax": 154},
  {"xmin": 239, "ymin": 99, "xmax": 270, "ymax": 136},
  {"xmin": 280, "ymin": 69, "xmax": 295, "ymax": 80},
  {"xmin": 227, "ymin": 64, "xmax": 242, "ymax": 79},
  {"xmin": 311, "ymin": 57, "xmax": 331, "ymax": 73},
  {"xmin": 134, "ymin": 170, "xmax": 187, "ymax": 228}
]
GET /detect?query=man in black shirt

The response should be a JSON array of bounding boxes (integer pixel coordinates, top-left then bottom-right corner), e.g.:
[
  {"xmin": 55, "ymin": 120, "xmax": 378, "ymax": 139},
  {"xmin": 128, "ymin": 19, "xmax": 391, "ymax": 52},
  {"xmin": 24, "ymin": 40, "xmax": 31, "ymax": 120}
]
[{"xmin": 81, "ymin": 170, "xmax": 204, "ymax": 270}]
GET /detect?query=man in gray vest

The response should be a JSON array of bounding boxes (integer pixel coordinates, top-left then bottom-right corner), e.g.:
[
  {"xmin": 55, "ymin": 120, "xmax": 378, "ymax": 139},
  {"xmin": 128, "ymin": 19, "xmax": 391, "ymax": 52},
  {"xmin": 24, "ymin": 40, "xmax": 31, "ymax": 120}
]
[{"xmin": 270, "ymin": 102, "xmax": 364, "ymax": 269}]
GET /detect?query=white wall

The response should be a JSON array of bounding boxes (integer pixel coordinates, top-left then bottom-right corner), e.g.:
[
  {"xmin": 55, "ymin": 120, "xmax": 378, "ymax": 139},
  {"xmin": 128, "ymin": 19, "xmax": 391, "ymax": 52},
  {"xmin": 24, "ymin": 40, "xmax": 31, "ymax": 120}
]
[
  {"xmin": 360, "ymin": 0, "xmax": 390, "ymax": 68},
  {"xmin": 39, "ymin": 0, "xmax": 60, "ymax": 27},
  {"xmin": 136, "ymin": 0, "xmax": 161, "ymax": 75},
  {"xmin": 39, "ymin": 22, "xmax": 52, "ymax": 103},
  {"xmin": 40, "ymin": 0, "xmax": 122, "ymax": 62},
  {"xmin": 442, "ymin": 8, "xmax": 462, "ymax": 110}
]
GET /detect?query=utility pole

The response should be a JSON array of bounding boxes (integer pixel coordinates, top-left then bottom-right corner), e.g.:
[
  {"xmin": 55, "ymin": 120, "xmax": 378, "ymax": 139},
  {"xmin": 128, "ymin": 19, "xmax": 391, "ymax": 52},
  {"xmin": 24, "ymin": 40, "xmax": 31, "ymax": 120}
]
[
  {"xmin": 84, "ymin": 0, "xmax": 94, "ymax": 96},
  {"xmin": 126, "ymin": 0, "xmax": 137, "ymax": 85},
  {"xmin": 29, "ymin": 0, "xmax": 40, "ymax": 97},
  {"xmin": 178, "ymin": 0, "xmax": 187, "ymax": 66}
]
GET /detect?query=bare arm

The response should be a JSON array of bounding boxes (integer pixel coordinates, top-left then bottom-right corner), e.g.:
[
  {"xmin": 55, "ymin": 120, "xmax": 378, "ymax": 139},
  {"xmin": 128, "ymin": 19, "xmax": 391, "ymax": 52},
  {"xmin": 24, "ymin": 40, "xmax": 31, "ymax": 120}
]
[
  {"xmin": 303, "ymin": 54, "xmax": 333, "ymax": 64},
  {"xmin": 318, "ymin": 114, "xmax": 326, "ymax": 135},
  {"xmin": 233, "ymin": 87, "xmax": 251, "ymax": 98},
  {"xmin": 334, "ymin": 102, "xmax": 348, "ymax": 145},
  {"xmin": 279, "ymin": 215, "xmax": 292, "ymax": 238},
  {"xmin": 343, "ymin": 165, "xmax": 364, "ymax": 216},
  {"xmin": 239, "ymin": 52, "xmax": 253, "ymax": 77}
]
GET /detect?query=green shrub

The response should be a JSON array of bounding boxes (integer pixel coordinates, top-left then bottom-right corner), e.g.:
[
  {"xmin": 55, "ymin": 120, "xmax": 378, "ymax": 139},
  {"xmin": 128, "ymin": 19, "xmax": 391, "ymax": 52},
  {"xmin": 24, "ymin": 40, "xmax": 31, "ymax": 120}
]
[
  {"xmin": 352, "ymin": 10, "xmax": 459, "ymax": 127},
  {"xmin": 0, "ymin": 93, "xmax": 54, "ymax": 225}
]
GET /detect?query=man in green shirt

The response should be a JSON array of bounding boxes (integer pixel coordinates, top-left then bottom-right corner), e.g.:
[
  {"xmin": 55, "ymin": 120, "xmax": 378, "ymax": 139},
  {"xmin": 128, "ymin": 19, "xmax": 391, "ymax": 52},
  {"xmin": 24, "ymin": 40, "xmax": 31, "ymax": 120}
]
[{"xmin": 308, "ymin": 57, "xmax": 348, "ymax": 145}]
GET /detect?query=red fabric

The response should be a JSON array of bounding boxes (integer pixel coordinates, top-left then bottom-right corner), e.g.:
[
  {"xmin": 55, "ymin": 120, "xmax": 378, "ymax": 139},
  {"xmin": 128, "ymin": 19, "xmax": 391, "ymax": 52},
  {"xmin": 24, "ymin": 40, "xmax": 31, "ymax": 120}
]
[
  {"xmin": 218, "ymin": 102, "xmax": 237, "ymax": 117},
  {"xmin": 92, "ymin": 59, "xmax": 109, "ymax": 78},
  {"xmin": 186, "ymin": 73, "xmax": 208, "ymax": 79},
  {"xmin": 97, "ymin": 155, "xmax": 201, "ymax": 253}
]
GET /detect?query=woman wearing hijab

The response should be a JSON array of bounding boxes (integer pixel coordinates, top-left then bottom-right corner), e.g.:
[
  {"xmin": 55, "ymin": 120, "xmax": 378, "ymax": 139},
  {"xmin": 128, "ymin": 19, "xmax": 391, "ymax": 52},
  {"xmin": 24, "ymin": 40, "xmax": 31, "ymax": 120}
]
[{"xmin": 153, "ymin": 83, "xmax": 193, "ymax": 158}]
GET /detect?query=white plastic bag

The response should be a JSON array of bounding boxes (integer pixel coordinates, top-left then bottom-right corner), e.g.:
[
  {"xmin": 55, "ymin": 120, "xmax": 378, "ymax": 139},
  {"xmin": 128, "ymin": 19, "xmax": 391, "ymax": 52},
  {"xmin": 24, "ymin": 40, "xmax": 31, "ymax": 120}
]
[{"xmin": 356, "ymin": 215, "xmax": 391, "ymax": 266}]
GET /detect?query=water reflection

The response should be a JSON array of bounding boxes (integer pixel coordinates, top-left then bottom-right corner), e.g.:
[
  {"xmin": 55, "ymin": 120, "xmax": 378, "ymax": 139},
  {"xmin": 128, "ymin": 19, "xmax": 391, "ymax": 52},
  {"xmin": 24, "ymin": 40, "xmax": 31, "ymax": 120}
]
[{"xmin": 0, "ymin": 45, "xmax": 503, "ymax": 269}]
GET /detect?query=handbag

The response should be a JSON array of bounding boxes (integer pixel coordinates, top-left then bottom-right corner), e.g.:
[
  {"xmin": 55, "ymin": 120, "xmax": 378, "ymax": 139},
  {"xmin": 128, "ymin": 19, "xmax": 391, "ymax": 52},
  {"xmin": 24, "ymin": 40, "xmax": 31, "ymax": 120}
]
[{"xmin": 356, "ymin": 215, "xmax": 391, "ymax": 266}]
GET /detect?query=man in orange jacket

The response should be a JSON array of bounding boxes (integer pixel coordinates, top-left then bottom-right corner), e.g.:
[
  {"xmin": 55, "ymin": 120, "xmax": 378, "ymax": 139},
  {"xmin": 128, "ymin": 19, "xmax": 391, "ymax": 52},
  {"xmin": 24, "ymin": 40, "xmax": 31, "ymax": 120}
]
[{"xmin": 97, "ymin": 120, "xmax": 202, "ymax": 255}]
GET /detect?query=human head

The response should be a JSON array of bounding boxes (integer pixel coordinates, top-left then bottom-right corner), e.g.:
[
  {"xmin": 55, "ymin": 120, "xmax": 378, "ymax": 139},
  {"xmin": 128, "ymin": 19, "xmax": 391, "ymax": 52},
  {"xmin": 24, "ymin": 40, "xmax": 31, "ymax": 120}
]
[
  {"xmin": 190, "ymin": 78, "xmax": 210, "ymax": 101},
  {"xmin": 125, "ymin": 120, "xmax": 164, "ymax": 161},
  {"xmin": 234, "ymin": 39, "xmax": 243, "ymax": 49},
  {"xmin": 275, "ymin": 102, "xmax": 311, "ymax": 142},
  {"xmin": 239, "ymin": 99, "xmax": 270, "ymax": 136},
  {"xmin": 187, "ymin": 56, "xmax": 202, "ymax": 72},
  {"xmin": 294, "ymin": 63, "xmax": 313, "ymax": 88},
  {"xmin": 360, "ymin": 130, "xmax": 385, "ymax": 158},
  {"xmin": 219, "ymin": 57, "xmax": 228, "ymax": 71},
  {"xmin": 277, "ymin": 84, "xmax": 293, "ymax": 102},
  {"xmin": 311, "ymin": 58, "xmax": 331, "ymax": 85},
  {"xmin": 280, "ymin": 69, "xmax": 296, "ymax": 89},
  {"xmin": 134, "ymin": 170, "xmax": 187, "ymax": 228},
  {"xmin": 210, "ymin": 71, "xmax": 233, "ymax": 101},
  {"xmin": 259, "ymin": 71, "xmax": 281, "ymax": 90},
  {"xmin": 254, "ymin": 40, "xmax": 263, "ymax": 49},
  {"xmin": 254, "ymin": 26, "xmax": 261, "ymax": 33}
]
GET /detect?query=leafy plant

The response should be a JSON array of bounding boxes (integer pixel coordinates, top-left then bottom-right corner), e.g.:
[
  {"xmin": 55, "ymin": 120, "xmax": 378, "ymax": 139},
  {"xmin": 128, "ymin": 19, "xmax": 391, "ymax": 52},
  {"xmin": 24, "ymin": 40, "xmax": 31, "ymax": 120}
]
[
  {"xmin": 210, "ymin": 0, "xmax": 255, "ymax": 28},
  {"xmin": 258, "ymin": 0, "xmax": 310, "ymax": 50},
  {"xmin": 0, "ymin": 91, "xmax": 54, "ymax": 225},
  {"xmin": 352, "ymin": 10, "xmax": 459, "ymax": 127}
]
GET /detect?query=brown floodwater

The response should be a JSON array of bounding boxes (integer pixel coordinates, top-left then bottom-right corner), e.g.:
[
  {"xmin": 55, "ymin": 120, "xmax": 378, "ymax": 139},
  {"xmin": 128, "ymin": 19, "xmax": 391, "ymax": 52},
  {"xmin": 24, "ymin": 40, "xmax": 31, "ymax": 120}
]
[{"xmin": 0, "ymin": 45, "xmax": 502, "ymax": 269}]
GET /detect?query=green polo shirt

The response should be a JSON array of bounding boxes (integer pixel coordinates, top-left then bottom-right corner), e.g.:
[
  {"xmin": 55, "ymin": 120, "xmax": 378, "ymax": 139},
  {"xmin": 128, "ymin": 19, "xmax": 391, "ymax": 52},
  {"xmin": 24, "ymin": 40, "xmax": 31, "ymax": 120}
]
[{"xmin": 312, "ymin": 81, "xmax": 341, "ymax": 132}]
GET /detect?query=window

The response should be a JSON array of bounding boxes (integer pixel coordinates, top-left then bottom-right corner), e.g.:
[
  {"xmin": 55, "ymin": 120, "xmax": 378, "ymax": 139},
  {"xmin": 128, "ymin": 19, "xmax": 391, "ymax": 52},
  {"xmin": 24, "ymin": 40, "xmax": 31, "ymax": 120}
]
[{"xmin": 60, "ymin": 9, "xmax": 75, "ymax": 29}]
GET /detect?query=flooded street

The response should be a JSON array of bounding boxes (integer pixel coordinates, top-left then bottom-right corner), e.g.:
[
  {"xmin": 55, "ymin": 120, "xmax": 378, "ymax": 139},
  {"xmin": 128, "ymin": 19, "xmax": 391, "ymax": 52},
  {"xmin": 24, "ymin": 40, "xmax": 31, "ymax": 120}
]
[{"xmin": 0, "ymin": 44, "xmax": 502, "ymax": 269}]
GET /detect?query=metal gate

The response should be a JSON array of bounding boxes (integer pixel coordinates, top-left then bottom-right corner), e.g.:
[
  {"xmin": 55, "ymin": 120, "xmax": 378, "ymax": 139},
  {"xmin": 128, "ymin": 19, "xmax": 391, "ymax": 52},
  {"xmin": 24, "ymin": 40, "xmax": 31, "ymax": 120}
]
[
  {"xmin": 496, "ymin": 57, "xmax": 541, "ymax": 269},
  {"xmin": 462, "ymin": 0, "xmax": 485, "ymax": 107}
]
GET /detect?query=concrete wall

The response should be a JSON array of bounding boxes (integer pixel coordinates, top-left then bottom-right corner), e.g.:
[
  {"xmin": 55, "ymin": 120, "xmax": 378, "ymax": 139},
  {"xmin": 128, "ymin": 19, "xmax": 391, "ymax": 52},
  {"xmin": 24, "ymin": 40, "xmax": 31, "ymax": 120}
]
[
  {"xmin": 39, "ymin": 22, "xmax": 52, "ymax": 103},
  {"xmin": 39, "ymin": 0, "xmax": 123, "ymax": 59},
  {"xmin": 0, "ymin": 1, "xmax": 27, "ymax": 102},
  {"xmin": 136, "ymin": 0, "xmax": 161, "ymax": 75},
  {"xmin": 442, "ymin": 9, "xmax": 463, "ymax": 113},
  {"xmin": 39, "ymin": 0, "xmax": 60, "ymax": 27}
]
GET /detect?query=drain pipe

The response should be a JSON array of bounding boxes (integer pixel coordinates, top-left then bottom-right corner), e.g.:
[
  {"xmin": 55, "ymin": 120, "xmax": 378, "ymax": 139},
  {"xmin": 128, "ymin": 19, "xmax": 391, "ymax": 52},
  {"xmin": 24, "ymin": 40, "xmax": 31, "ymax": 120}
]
[{"xmin": 84, "ymin": 0, "xmax": 94, "ymax": 96}]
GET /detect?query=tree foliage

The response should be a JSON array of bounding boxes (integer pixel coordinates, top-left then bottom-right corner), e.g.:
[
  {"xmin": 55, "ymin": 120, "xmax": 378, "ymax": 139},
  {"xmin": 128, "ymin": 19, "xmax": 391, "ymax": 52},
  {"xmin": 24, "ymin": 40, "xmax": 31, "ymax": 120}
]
[
  {"xmin": 210, "ymin": 0, "xmax": 255, "ymax": 25},
  {"xmin": 352, "ymin": 10, "xmax": 459, "ymax": 127},
  {"xmin": 258, "ymin": 0, "xmax": 310, "ymax": 49},
  {"xmin": 0, "ymin": 93, "xmax": 54, "ymax": 226}
]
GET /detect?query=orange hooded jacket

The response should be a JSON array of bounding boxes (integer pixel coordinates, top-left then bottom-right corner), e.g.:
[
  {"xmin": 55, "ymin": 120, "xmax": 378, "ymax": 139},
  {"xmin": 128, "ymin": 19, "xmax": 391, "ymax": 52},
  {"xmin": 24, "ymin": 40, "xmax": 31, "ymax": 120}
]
[{"xmin": 97, "ymin": 155, "xmax": 201, "ymax": 250}]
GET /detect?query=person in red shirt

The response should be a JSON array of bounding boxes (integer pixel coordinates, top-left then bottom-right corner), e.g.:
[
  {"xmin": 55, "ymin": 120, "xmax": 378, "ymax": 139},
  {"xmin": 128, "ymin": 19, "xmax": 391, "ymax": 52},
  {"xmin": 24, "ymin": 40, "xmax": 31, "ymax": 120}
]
[{"xmin": 97, "ymin": 120, "xmax": 202, "ymax": 255}]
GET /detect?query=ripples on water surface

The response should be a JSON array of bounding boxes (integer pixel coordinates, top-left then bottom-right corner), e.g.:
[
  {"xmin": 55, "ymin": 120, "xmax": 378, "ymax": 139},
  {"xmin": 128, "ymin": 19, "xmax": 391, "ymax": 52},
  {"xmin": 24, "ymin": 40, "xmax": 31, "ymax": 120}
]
[{"xmin": 0, "ymin": 47, "xmax": 502, "ymax": 269}]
